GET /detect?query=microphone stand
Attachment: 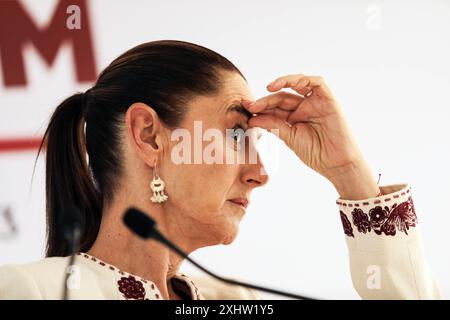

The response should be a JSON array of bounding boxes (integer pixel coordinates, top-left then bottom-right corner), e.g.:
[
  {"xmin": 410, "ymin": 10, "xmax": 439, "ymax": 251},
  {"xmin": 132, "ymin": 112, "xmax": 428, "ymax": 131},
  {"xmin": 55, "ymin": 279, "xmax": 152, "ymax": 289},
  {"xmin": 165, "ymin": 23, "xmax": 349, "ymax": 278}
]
[
  {"xmin": 62, "ymin": 227, "xmax": 80, "ymax": 300},
  {"xmin": 123, "ymin": 208, "xmax": 316, "ymax": 300},
  {"xmin": 61, "ymin": 205, "xmax": 82, "ymax": 300}
]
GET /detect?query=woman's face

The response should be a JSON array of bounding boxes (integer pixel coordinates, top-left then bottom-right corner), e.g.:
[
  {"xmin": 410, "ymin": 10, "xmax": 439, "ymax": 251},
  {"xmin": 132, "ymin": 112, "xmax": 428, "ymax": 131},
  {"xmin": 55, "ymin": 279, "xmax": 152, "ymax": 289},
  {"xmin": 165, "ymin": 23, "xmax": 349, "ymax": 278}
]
[{"xmin": 160, "ymin": 71, "xmax": 269, "ymax": 247}]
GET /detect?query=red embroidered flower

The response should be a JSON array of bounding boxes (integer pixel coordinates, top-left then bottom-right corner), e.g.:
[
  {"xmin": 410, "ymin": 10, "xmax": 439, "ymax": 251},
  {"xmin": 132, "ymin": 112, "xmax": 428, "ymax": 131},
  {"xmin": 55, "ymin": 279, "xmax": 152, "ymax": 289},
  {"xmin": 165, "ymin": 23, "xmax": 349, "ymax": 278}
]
[
  {"xmin": 369, "ymin": 206, "xmax": 388, "ymax": 235},
  {"xmin": 351, "ymin": 208, "xmax": 371, "ymax": 234},
  {"xmin": 340, "ymin": 211, "xmax": 354, "ymax": 237},
  {"xmin": 118, "ymin": 276, "xmax": 146, "ymax": 300},
  {"xmin": 409, "ymin": 197, "xmax": 418, "ymax": 224},
  {"xmin": 341, "ymin": 197, "xmax": 418, "ymax": 237},
  {"xmin": 380, "ymin": 198, "xmax": 417, "ymax": 236}
]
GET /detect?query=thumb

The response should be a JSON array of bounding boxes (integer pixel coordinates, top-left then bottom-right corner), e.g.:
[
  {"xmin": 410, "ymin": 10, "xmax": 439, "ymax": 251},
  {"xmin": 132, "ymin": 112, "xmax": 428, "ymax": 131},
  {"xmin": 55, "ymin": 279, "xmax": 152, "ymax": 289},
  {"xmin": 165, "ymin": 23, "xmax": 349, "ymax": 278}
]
[{"xmin": 248, "ymin": 114, "xmax": 293, "ymax": 145}]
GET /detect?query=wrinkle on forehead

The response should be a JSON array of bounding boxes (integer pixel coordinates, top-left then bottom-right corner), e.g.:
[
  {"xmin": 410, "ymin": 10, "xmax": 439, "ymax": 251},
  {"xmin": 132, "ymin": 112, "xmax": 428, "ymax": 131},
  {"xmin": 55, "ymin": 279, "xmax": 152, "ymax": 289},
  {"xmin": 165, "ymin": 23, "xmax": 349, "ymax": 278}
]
[
  {"xmin": 213, "ymin": 70, "xmax": 253, "ymax": 109},
  {"xmin": 188, "ymin": 74, "xmax": 253, "ymax": 118}
]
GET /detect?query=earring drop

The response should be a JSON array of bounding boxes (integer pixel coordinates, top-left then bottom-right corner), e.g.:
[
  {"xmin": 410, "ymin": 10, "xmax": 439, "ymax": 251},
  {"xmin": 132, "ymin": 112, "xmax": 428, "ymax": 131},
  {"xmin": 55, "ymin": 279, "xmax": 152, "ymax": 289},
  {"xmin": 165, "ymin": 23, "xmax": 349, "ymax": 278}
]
[{"xmin": 150, "ymin": 159, "xmax": 168, "ymax": 204}]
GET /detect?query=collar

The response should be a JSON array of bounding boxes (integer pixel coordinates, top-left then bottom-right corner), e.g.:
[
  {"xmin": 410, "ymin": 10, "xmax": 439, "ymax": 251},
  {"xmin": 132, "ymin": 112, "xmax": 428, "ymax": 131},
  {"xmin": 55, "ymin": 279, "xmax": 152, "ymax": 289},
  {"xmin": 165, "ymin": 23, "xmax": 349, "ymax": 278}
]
[{"xmin": 76, "ymin": 252, "xmax": 204, "ymax": 300}]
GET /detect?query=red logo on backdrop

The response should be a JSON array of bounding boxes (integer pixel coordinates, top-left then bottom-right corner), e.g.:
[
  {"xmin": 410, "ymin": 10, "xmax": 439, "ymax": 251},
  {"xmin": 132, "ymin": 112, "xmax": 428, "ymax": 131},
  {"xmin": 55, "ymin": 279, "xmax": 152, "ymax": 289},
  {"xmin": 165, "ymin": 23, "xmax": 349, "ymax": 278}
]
[
  {"xmin": 0, "ymin": 0, "xmax": 97, "ymax": 153},
  {"xmin": 0, "ymin": 0, "xmax": 97, "ymax": 87}
]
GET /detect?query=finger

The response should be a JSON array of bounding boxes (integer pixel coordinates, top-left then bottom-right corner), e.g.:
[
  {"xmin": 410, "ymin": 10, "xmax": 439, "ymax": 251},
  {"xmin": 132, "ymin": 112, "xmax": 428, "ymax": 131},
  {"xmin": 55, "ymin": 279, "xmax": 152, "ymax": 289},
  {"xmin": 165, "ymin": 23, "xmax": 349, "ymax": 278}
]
[
  {"xmin": 242, "ymin": 91, "xmax": 304, "ymax": 114},
  {"xmin": 267, "ymin": 74, "xmax": 305, "ymax": 91},
  {"xmin": 267, "ymin": 74, "xmax": 329, "ymax": 96},
  {"xmin": 248, "ymin": 114, "xmax": 293, "ymax": 145},
  {"xmin": 296, "ymin": 86, "xmax": 313, "ymax": 97},
  {"xmin": 258, "ymin": 108, "xmax": 291, "ymax": 122},
  {"xmin": 268, "ymin": 74, "xmax": 324, "ymax": 90}
]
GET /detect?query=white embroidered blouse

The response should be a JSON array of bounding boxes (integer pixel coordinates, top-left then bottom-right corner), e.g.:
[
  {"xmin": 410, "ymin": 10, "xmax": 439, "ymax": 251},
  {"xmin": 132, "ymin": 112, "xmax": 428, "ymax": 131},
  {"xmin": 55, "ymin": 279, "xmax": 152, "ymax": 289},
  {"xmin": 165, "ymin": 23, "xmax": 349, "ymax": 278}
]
[
  {"xmin": 0, "ymin": 251, "xmax": 206, "ymax": 300},
  {"xmin": 0, "ymin": 183, "xmax": 442, "ymax": 299}
]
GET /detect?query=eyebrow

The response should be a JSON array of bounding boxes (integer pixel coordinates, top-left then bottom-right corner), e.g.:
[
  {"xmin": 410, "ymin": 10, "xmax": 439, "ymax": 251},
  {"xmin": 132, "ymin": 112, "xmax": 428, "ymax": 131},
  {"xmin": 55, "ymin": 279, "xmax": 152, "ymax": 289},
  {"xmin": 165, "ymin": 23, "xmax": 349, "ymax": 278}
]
[
  {"xmin": 225, "ymin": 104, "xmax": 253, "ymax": 120},
  {"xmin": 226, "ymin": 104, "xmax": 263, "ymax": 139}
]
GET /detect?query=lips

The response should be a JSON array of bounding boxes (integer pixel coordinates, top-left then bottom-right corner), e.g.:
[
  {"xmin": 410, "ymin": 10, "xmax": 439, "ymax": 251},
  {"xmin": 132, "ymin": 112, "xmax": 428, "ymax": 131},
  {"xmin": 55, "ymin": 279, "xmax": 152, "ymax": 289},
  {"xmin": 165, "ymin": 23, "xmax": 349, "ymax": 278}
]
[{"xmin": 228, "ymin": 198, "xmax": 249, "ymax": 209}]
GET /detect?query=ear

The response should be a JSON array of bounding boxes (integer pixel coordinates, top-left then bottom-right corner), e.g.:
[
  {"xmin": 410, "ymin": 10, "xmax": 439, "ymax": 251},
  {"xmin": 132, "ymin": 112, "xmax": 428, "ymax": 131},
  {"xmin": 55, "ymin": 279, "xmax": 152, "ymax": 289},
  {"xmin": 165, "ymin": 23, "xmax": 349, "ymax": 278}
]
[{"xmin": 125, "ymin": 102, "xmax": 163, "ymax": 167}]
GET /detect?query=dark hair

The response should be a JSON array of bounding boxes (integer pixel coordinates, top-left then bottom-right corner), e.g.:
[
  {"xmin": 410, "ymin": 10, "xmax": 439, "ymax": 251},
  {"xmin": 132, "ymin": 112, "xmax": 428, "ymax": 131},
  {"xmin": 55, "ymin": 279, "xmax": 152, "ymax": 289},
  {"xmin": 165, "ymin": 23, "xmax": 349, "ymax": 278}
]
[{"xmin": 35, "ymin": 40, "xmax": 245, "ymax": 257}]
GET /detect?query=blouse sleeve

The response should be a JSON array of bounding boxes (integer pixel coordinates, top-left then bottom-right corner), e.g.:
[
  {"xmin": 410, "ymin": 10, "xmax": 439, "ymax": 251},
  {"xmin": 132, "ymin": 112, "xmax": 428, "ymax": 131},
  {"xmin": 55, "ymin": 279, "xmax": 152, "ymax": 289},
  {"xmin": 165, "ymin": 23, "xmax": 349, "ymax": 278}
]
[
  {"xmin": 337, "ymin": 183, "xmax": 441, "ymax": 299},
  {"xmin": 0, "ymin": 264, "xmax": 43, "ymax": 300}
]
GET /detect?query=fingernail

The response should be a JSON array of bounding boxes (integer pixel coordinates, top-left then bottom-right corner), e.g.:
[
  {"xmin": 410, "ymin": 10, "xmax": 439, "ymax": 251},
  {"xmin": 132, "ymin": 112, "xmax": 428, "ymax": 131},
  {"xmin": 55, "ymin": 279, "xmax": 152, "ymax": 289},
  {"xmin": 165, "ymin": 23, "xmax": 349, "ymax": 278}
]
[{"xmin": 299, "ymin": 78, "xmax": 308, "ymax": 86}]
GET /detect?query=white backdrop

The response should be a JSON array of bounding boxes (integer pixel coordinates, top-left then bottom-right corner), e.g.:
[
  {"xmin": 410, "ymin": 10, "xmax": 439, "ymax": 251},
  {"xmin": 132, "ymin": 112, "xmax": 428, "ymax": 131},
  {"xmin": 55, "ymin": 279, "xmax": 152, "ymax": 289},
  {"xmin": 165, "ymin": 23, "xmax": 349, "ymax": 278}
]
[{"xmin": 0, "ymin": 0, "xmax": 449, "ymax": 299}]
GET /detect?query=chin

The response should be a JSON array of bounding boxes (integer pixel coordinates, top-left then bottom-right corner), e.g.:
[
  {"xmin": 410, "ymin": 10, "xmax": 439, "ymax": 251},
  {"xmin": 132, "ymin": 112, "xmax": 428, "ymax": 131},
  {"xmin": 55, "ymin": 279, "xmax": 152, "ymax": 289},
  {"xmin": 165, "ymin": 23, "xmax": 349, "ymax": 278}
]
[
  {"xmin": 220, "ymin": 224, "xmax": 240, "ymax": 245},
  {"xmin": 209, "ymin": 209, "xmax": 243, "ymax": 245},
  {"xmin": 221, "ymin": 234, "xmax": 237, "ymax": 245}
]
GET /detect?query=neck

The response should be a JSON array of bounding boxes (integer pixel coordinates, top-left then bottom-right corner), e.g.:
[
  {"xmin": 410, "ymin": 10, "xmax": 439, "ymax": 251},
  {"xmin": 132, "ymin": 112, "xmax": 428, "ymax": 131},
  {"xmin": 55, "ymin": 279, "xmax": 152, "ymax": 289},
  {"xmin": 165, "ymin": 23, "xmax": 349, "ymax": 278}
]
[{"xmin": 86, "ymin": 202, "xmax": 191, "ymax": 300}]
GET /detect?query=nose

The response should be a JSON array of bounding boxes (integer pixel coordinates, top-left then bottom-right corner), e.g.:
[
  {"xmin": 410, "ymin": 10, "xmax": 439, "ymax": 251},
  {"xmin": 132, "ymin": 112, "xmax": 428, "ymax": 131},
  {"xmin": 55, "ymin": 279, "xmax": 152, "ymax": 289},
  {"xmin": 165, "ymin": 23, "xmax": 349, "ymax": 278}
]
[{"xmin": 241, "ymin": 154, "xmax": 269, "ymax": 188}]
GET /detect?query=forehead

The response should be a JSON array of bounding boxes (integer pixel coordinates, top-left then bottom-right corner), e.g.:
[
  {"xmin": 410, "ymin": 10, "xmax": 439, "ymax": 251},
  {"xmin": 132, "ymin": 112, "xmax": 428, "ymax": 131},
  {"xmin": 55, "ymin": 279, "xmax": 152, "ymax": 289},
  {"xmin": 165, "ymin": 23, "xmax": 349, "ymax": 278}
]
[
  {"xmin": 217, "ymin": 71, "xmax": 253, "ymax": 101},
  {"xmin": 187, "ymin": 71, "xmax": 254, "ymax": 118}
]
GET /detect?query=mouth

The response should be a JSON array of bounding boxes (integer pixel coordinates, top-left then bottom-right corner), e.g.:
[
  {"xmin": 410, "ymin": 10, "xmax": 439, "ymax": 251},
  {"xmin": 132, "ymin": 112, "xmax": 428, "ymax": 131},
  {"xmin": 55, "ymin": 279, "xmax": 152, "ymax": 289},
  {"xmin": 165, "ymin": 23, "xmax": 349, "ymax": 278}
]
[{"xmin": 228, "ymin": 198, "xmax": 249, "ymax": 210}]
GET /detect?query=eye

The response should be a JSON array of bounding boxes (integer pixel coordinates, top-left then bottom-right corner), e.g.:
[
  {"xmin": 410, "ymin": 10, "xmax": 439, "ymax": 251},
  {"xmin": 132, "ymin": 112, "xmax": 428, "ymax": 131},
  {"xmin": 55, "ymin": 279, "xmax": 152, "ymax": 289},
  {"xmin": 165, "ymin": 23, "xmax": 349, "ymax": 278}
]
[{"xmin": 229, "ymin": 125, "xmax": 246, "ymax": 145}]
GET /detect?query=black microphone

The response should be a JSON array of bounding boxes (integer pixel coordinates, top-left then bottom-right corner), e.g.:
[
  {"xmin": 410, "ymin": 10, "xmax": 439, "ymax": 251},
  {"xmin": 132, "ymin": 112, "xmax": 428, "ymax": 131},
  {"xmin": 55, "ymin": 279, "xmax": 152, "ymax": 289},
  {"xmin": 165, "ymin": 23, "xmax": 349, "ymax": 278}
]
[
  {"xmin": 123, "ymin": 207, "xmax": 316, "ymax": 300},
  {"xmin": 61, "ymin": 204, "xmax": 82, "ymax": 300}
]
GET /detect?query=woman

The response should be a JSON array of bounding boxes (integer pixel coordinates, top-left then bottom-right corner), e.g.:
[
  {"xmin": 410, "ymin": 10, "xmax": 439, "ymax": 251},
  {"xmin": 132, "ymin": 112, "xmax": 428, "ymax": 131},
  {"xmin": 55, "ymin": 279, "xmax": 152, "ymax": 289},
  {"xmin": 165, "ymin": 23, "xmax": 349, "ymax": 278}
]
[{"xmin": 0, "ymin": 40, "xmax": 441, "ymax": 300}]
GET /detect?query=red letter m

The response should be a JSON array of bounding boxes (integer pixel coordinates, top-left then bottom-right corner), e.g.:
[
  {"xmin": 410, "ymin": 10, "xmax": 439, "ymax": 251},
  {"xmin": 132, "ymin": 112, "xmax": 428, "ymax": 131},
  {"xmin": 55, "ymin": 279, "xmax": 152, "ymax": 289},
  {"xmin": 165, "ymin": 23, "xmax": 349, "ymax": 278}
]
[{"xmin": 0, "ymin": 0, "xmax": 96, "ymax": 87}]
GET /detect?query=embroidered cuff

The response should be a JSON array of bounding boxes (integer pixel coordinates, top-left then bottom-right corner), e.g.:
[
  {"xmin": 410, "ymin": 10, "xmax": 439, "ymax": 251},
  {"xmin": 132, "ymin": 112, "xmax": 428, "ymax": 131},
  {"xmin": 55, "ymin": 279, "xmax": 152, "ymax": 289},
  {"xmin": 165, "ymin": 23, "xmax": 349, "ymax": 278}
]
[{"xmin": 336, "ymin": 184, "xmax": 419, "ymax": 250}]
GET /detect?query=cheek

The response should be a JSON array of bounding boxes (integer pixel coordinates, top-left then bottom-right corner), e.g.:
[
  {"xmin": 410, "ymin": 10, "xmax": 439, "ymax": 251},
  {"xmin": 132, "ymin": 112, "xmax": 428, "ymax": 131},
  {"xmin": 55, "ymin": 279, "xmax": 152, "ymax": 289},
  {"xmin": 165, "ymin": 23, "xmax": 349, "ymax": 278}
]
[
  {"xmin": 165, "ymin": 133, "xmax": 240, "ymax": 209},
  {"xmin": 167, "ymin": 162, "xmax": 237, "ymax": 212}
]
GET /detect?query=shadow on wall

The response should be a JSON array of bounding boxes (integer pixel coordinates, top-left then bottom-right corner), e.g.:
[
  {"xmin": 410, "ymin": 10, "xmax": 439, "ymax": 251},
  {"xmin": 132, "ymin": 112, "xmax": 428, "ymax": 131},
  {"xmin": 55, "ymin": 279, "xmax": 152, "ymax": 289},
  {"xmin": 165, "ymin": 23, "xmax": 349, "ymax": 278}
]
[{"xmin": 0, "ymin": 206, "xmax": 18, "ymax": 241}]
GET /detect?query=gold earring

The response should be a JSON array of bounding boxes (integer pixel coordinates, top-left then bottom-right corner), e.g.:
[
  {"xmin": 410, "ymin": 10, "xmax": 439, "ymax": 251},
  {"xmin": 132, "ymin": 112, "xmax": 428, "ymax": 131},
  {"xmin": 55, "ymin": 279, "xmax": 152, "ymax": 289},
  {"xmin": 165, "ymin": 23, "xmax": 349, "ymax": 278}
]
[{"xmin": 150, "ymin": 159, "xmax": 168, "ymax": 204}]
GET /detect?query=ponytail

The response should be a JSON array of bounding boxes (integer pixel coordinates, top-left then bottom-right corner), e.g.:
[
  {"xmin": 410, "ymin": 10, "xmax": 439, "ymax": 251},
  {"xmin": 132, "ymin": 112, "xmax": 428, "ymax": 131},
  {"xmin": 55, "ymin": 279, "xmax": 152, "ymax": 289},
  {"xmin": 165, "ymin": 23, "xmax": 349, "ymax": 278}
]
[{"xmin": 37, "ymin": 93, "xmax": 102, "ymax": 257}]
